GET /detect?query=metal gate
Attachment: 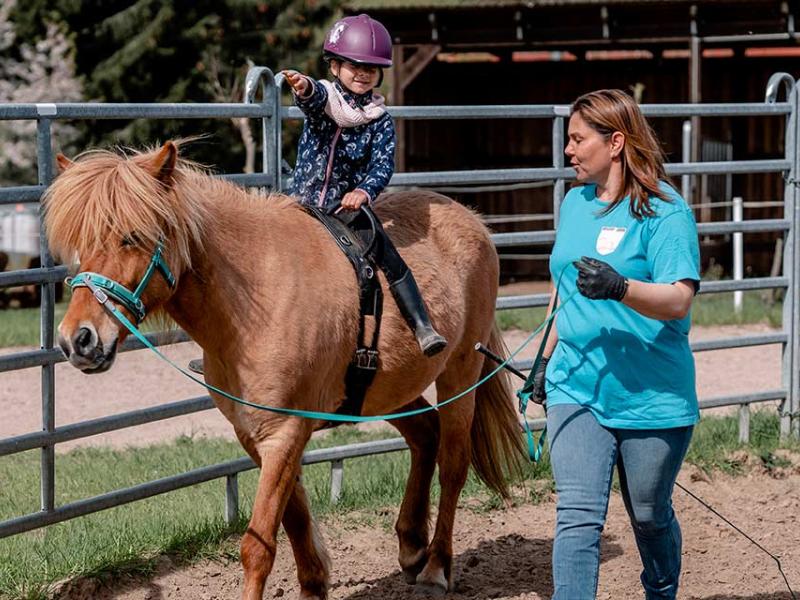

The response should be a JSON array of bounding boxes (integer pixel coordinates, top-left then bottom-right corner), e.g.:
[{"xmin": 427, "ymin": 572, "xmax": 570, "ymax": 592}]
[{"xmin": 0, "ymin": 68, "xmax": 797, "ymax": 539}]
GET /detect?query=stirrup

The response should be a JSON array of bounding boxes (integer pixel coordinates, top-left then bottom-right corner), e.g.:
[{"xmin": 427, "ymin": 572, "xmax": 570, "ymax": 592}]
[{"xmin": 188, "ymin": 358, "xmax": 204, "ymax": 375}]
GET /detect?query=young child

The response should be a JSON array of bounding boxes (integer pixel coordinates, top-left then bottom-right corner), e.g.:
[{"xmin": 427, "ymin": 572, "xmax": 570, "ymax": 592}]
[
  {"xmin": 283, "ymin": 14, "xmax": 446, "ymax": 357},
  {"xmin": 188, "ymin": 15, "xmax": 444, "ymax": 375}
]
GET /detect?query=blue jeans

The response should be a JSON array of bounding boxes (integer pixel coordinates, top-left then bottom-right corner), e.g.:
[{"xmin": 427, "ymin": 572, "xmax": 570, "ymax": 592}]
[{"xmin": 547, "ymin": 404, "xmax": 693, "ymax": 600}]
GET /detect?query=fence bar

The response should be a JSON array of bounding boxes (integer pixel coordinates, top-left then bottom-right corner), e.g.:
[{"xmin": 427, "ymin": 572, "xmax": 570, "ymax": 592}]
[
  {"xmin": 330, "ymin": 460, "xmax": 344, "ymax": 504},
  {"xmin": 698, "ymin": 389, "xmax": 786, "ymax": 410},
  {"xmin": 0, "ymin": 330, "xmax": 191, "ymax": 373},
  {"xmin": 0, "ymin": 396, "xmax": 215, "ymax": 456},
  {"xmin": 225, "ymin": 474, "xmax": 239, "ymax": 526},
  {"xmin": 0, "ymin": 103, "xmax": 273, "ymax": 120},
  {"xmin": 492, "ymin": 219, "xmax": 791, "ymax": 248},
  {"xmin": 388, "ymin": 161, "xmax": 789, "ymax": 189},
  {"xmin": 689, "ymin": 332, "xmax": 788, "ymax": 352},
  {"xmin": 0, "ymin": 185, "xmax": 45, "ymax": 204},
  {"xmin": 0, "ymin": 266, "xmax": 68, "ymax": 288},
  {"xmin": 282, "ymin": 102, "xmax": 791, "ymax": 121}
]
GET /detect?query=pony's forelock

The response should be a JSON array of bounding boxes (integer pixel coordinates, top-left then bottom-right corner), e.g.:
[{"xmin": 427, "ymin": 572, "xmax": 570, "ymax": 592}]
[{"xmin": 43, "ymin": 146, "xmax": 211, "ymax": 269}]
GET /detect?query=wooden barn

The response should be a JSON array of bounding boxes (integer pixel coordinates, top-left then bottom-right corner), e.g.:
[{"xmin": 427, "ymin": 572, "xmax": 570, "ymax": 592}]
[{"xmin": 344, "ymin": 0, "xmax": 800, "ymax": 281}]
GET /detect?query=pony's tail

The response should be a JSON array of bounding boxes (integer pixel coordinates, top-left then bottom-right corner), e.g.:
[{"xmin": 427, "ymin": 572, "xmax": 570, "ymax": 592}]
[{"xmin": 470, "ymin": 324, "xmax": 526, "ymax": 499}]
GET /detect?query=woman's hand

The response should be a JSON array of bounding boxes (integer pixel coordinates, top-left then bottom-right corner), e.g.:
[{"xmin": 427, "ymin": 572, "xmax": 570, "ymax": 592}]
[
  {"xmin": 573, "ymin": 256, "xmax": 628, "ymax": 301},
  {"xmin": 283, "ymin": 70, "xmax": 310, "ymax": 97},
  {"xmin": 340, "ymin": 189, "xmax": 370, "ymax": 211},
  {"xmin": 531, "ymin": 356, "xmax": 550, "ymax": 404}
]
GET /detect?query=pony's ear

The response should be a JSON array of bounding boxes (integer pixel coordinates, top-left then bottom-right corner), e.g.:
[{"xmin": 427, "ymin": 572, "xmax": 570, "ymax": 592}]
[
  {"xmin": 56, "ymin": 153, "xmax": 74, "ymax": 173},
  {"xmin": 149, "ymin": 141, "xmax": 178, "ymax": 185}
]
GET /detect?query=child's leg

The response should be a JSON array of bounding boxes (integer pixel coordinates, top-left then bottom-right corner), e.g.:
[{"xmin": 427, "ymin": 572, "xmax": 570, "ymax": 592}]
[
  {"xmin": 616, "ymin": 426, "xmax": 693, "ymax": 600},
  {"xmin": 365, "ymin": 213, "xmax": 447, "ymax": 357}
]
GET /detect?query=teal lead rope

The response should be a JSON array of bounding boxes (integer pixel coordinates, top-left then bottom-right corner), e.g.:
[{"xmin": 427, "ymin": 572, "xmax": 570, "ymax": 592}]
[
  {"xmin": 515, "ymin": 268, "xmax": 570, "ymax": 462},
  {"xmin": 75, "ymin": 273, "xmax": 577, "ymax": 424},
  {"xmin": 515, "ymin": 292, "xmax": 558, "ymax": 462}
]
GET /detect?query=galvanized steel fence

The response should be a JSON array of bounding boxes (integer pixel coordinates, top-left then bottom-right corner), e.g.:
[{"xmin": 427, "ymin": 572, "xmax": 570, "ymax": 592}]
[{"xmin": 0, "ymin": 67, "xmax": 798, "ymax": 539}]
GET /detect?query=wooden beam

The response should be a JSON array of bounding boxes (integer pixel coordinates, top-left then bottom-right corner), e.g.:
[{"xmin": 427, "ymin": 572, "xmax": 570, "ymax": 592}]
[{"xmin": 400, "ymin": 44, "xmax": 441, "ymax": 92}]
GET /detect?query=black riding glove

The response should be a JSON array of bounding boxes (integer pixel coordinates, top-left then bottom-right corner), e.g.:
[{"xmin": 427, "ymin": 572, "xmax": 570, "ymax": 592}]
[
  {"xmin": 573, "ymin": 256, "xmax": 629, "ymax": 301},
  {"xmin": 531, "ymin": 356, "xmax": 549, "ymax": 405}
]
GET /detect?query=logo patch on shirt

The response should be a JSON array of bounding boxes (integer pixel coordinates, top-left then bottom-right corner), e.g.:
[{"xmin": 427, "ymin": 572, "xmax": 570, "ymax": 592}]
[{"xmin": 596, "ymin": 226, "xmax": 627, "ymax": 255}]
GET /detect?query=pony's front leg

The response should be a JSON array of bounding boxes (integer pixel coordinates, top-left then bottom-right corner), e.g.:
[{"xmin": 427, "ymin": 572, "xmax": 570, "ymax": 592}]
[
  {"xmin": 389, "ymin": 398, "xmax": 440, "ymax": 583},
  {"xmin": 241, "ymin": 419, "xmax": 311, "ymax": 600},
  {"xmin": 282, "ymin": 475, "xmax": 331, "ymax": 599}
]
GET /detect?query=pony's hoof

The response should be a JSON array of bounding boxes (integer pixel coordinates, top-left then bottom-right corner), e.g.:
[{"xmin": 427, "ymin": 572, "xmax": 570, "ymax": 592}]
[
  {"xmin": 402, "ymin": 568, "xmax": 418, "ymax": 584},
  {"xmin": 414, "ymin": 581, "xmax": 447, "ymax": 597}
]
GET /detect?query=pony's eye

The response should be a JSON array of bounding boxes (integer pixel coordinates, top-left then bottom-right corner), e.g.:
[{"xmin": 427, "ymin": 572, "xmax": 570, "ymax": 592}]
[{"xmin": 121, "ymin": 233, "xmax": 141, "ymax": 247}]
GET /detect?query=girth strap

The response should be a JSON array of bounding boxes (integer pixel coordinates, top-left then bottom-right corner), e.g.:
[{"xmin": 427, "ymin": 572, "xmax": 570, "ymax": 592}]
[{"xmin": 302, "ymin": 205, "xmax": 384, "ymax": 421}]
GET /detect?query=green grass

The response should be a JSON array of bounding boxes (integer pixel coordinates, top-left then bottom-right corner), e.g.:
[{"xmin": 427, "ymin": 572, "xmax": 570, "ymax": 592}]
[
  {"xmin": 0, "ymin": 413, "xmax": 796, "ymax": 599},
  {"xmin": 0, "ymin": 303, "xmax": 70, "ymax": 348},
  {"xmin": 0, "ymin": 301, "xmax": 165, "ymax": 348},
  {"xmin": 495, "ymin": 290, "xmax": 784, "ymax": 332}
]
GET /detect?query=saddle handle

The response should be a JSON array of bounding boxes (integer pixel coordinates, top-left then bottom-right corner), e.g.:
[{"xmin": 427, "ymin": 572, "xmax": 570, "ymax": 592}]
[{"xmin": 326, "ymin": 202, "xmax": 380, "ymax": 259}]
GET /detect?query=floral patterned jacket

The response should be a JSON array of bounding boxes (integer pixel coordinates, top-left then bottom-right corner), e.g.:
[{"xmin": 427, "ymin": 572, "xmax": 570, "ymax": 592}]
[{"xmin": 289, "ymin": 79, "xmax": 396, "ymax": 209}]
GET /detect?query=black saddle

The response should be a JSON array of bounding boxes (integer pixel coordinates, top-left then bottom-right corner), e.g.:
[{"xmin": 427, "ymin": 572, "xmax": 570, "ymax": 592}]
[{"xmin": 302, "ymin": 204, "xmax": 384, "ymax": 422}]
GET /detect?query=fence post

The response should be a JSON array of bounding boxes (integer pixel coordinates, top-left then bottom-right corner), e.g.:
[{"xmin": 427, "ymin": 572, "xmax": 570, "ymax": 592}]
[
  {"xmin": 738, "ymin": 403, "xmax": 751, "ymax": 444},
  {"xmin": 330, "ymin": 459, "xmax": 344, "ymax": 504},
  {"xmin": 552, "ymin": 109, "xmax": 567, "ymax": 227},
  {"xmin": 225, "ymin": 473, "xmax": 239, "ymax": 526},
  {"xmin": 682, "ymin": 120, "xmax": 692, "ymax": 203},
  {"xmin": 793, "ymin": 83, "xmax": 800, "ymax": 439},
  {"xmin": 36, "ymin": 116, "xmax": 56, "ymax": 512},
  {"xmin": 732, "ymin": 196, "xmax": 744, "ymax": 313},
  {"xmin": 767, "ymin": 73, "xmax": 798, "ymax": 440},
  {"xmin": 244, "ymin": 66, "xmax": 280, "ymax": 191}
]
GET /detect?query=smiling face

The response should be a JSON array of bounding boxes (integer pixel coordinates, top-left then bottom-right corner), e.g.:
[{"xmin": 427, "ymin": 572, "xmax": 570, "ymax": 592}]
[
  {"xmin": 330, "ymin": 59, "xmax": 380, "ymax": 95},
  {"xmin": 565, "ymin": 111, "xmax": 618, "ymax": 185}
]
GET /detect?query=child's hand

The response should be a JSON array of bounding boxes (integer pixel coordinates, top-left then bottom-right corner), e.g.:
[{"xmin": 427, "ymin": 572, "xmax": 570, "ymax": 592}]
[
  {"xmin": 282, "ymin": 70, "xmax": 310, "ymax": 96},
  {"xmin": 340, "ymin": 189, "xmax": 370, "ymax": 211}
]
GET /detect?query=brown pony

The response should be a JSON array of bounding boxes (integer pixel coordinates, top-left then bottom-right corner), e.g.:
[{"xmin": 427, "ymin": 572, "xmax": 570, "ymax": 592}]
[{"xmin": 44, "ymin": 141, "xmax": 525, "ymax": 600}]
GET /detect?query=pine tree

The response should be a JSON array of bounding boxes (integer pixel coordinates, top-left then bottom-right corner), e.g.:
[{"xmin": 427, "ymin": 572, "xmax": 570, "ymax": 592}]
[
  {"xmin": 11, "ymin": 0, "xmax": 344, "ymax": 173},
  {"xmin": 0, "ymin": 0, "xmax": 83, "ymax": 185}
]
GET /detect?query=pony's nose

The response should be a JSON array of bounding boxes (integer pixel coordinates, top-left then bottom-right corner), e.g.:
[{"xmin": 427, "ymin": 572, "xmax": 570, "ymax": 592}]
[{"xmin": 72, "ymin": 327, "xmax": 98, "ymax": 358}]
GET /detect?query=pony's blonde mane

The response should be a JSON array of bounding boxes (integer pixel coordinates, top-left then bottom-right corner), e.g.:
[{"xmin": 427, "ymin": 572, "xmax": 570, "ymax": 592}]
[{"xmin": 43, "ymin": 145, "xmax": 241, "ymax": 269}]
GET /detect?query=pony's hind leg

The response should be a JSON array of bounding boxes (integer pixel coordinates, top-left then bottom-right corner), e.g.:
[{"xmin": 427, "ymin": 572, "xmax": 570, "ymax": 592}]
[
  {"xmin": 240, "ymin": 420, "xmax": 312, "ymax": 600},
  {"xmin": 282, "ymin": 474, "xmax": 331, "ymax": 599},
  {"xmin": 415, "ymin": 365, "xmax": 481, "ymax": 595},
  {"xmin": 388, "ymin": 398, "xmax": 440, "ymax": 583}
]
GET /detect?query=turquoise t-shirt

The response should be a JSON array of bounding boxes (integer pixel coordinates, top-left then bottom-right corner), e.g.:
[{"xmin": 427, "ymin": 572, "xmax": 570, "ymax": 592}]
[{"xmin": 546, "ymin": 182, "xmax": 701, "ymax": 429}]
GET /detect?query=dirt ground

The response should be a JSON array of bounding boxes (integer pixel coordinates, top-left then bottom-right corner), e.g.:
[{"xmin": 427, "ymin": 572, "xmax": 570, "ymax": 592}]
[
  {"xmin": 1, "ymin": 319, "xmax": 798, "ymax": 599},
  {"xmin": 51, "ymin": 465, "xmax": 800, "ymax": 600}
]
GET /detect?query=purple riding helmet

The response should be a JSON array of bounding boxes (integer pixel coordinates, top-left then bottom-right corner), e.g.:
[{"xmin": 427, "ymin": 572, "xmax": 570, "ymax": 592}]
[{"xmin": 323, "ymin": 14, "xmax": 393, "ymax": 67}]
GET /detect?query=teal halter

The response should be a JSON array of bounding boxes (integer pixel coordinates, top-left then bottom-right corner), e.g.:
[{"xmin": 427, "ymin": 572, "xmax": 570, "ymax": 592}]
[{"xmin": 67, "ymin": 242, "xmax": 176, "ymax": 324}]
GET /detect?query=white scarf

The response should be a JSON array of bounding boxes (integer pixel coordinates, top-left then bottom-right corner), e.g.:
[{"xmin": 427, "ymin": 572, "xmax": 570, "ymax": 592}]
[{"xmin": 319, "ymin": 79, "xmax": 386, "ymax": 128}]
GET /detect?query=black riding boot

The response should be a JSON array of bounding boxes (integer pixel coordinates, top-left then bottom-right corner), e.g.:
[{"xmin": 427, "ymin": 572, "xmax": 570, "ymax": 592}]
[
  {"xmin": 362, "ymin": 214, "xmax": 447, "ymax": 358},
  {"xmin": 388, "ymin": 269, "xmax": 448, "ymax": 357}
]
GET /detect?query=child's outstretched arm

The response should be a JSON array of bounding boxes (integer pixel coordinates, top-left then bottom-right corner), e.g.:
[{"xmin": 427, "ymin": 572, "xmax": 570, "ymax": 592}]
[
  {"xmin": 282, "ymin": 70, "xmax": 327, "ymax": 122},
  {"xmin": 354, "ymin": 117, "xmax": 397, "ymax": 203}
]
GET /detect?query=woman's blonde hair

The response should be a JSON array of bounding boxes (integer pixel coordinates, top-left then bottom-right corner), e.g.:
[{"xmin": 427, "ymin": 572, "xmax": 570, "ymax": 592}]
[{"xmin": 571, "ymin": 89, "xmax": 672, "ymax": 219}]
